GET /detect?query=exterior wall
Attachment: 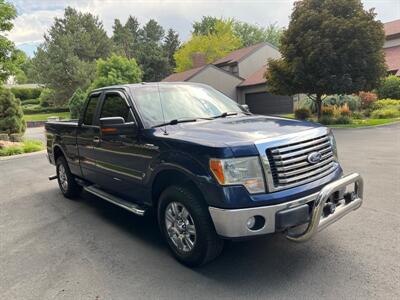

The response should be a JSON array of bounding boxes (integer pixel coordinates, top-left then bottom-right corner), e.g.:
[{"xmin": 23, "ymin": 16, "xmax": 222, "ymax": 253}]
[
  {"xmin": 384, "ymin": 37, "xmax": 400, "ymax": 48},
  {"xmin": 238, "ymin": 45, "xmax": 281, "ymax": 79},
  {"xmin": 189, "ymin": 66, "xmax": 243, "ymax": 101}
]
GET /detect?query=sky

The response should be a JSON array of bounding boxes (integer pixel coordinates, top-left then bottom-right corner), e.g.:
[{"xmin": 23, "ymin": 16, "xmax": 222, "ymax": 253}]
[{"xmin": 7, "ymin": 0, "xmax": 400, "ymax": 56}]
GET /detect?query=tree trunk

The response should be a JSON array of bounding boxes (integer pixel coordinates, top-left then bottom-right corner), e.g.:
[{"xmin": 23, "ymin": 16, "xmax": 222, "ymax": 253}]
[{"xmin": 316, "ymin": 94, "xmax": 322, "ymax": 120}]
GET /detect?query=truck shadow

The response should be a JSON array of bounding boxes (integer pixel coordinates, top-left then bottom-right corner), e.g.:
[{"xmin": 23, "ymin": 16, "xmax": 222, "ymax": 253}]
[{"xmin": 78, "ymin": 189, "xmax": 351, "ymax": 290}]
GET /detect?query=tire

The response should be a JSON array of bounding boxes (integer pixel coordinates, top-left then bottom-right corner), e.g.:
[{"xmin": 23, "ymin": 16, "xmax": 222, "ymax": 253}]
[
  {"xmin": 157, "ymin": 185, "xmax": 224, "ymax": 267},
  {"xmin": 56, "ymin": 156, "xmax": 82, "ymax": 198}
]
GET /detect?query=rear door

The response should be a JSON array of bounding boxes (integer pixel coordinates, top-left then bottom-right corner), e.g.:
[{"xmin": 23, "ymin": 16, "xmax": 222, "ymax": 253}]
[{"xmin": 76, "ymin": 93, "xmax": 102, "ymax": 183}]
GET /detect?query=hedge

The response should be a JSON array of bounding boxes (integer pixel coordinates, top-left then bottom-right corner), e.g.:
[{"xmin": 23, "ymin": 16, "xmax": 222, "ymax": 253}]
[
  {"xmin": 21, "ymin": 98, "xmax": 41, "ymax": 105},
  {"xmin": 10, "ymin": 87, "xmax": 43, "ymax": 100},
  {"xmin": 23, "ymin": 106, "xmax": 70, "ymax": 114}
]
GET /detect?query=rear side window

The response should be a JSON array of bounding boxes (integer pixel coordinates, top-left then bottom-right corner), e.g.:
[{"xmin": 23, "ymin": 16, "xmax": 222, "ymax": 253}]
[
  {"xmin": 100, "ymin": 93, "xmax": 131, "ymax": 122},
  {"xmin": 83, "ymin": 95, "xmax": 100, "ymax": 125}
]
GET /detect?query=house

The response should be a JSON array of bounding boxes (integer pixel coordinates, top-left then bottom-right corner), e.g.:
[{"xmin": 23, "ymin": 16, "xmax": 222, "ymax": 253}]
[
  {"xmin": 163, "ymin": 42, "xmax": 293, "ymax": 115},
  {"xmin": 383, "ymin": 19, "xmax": 400, "ymax": 76}
]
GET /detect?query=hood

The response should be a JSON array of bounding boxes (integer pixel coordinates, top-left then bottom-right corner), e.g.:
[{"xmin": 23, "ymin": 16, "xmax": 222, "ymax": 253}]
[{"xmin": 156, "ymin": 115, "xmax": 322, "ymax": 148}]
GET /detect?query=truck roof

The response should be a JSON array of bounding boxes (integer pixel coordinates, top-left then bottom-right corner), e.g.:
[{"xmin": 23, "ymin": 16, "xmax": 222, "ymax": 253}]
[{"xmin": 90, "ymin": 82, "xmax": 206, "ymax": 93}]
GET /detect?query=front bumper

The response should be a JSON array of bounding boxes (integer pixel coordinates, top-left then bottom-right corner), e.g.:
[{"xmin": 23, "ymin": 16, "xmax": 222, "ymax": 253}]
[{"xmin": 209, "ymin": 173, "xmax": 363, "ymax": 241}]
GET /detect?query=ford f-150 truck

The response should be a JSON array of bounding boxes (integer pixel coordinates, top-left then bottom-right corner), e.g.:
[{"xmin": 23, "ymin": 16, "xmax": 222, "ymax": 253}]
[{"xmin": 46, "ymin": 82, "xmax": 364, "ymax": 267}]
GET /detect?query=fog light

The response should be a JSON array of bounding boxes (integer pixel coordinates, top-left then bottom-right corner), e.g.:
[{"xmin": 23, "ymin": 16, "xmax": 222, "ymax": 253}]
[{"xmin": 246, "ymin": 216, "xmax": 256, "ymax": 229}]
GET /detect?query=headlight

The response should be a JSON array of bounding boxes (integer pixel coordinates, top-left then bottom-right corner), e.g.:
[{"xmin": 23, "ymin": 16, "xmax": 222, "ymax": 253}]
[
  {"xmin": 209, "ymin": 157, "xmax": 265, "ymax": 194},
  {"xmin": 328, "ymin": 130, "xmax": 338, "ymax": 161}
]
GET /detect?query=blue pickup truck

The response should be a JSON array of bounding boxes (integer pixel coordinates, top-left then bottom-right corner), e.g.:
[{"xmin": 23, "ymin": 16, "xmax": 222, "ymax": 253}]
[{"xmin": 45, "ymin": 82, "xmax": 364, "ymax": 266}]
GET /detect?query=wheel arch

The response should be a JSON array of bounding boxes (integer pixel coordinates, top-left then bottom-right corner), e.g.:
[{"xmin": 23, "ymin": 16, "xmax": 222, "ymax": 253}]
[{"xmin": 151, "ymin": 168, "xmax": 206, "ymax": 209}]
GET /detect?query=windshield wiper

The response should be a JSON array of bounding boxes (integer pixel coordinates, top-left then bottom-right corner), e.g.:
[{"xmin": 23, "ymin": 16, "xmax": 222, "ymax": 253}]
[
  {"xmin": 152, "ymin": 117, "xmax": 212, "ymax": 128},
  {"xmin": 212, "ymin": 112, "xmax": 239, "ymax": 119}
]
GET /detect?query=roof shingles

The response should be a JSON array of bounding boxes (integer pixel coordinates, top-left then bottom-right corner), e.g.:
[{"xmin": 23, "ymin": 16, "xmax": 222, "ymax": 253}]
[
  {"xmin": 162, "ymin": 65, "xmax": 206, "ymax": 82},
  {"xmin": 213, "ymin": 43, "xmax": 266, "ymax": 65},
  {"xmin": 384, "ymin": 19, "xmax": 400, "ymax": 39}
]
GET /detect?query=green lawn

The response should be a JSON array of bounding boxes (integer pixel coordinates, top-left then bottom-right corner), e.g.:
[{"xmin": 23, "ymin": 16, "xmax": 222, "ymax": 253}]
[
  {"xmin": 279, "ymin": 114, "xmax": 400, "ymax": 128},
  {"xmin": 329, "ymin": 118, "xmax": 400, "ymax": 128},
  {"xmin": 0, "ymin": 140, "xmax": 44, "ymax": 157},
  {"xmin": 24, "ymin": 112, "xmax": 70, "ymax": 122}
]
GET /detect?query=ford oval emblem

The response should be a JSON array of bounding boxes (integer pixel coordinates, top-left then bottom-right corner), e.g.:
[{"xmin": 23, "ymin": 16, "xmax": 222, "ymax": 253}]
[{"xmin": 307, "ymin": 151, "xmax": 322, "ymax": 164}]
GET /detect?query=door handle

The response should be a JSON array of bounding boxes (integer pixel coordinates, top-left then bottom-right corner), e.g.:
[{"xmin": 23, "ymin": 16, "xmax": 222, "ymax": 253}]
[{"xmin": 93, "ymin": 137, "xmax": 100, "ymax": 143}]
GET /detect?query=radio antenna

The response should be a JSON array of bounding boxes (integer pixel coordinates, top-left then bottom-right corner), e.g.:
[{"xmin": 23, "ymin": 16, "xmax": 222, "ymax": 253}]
[{"xmin": 156, "ymin": 83, "xmax": 168, "ymax": 135}]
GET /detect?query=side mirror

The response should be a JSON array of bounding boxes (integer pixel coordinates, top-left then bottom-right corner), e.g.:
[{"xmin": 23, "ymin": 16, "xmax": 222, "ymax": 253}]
[
  {"xmin": 241, "ymin": 104, "xmax": 250, "ymax": 112},
  {"xmin": 100, "ymin": 117, "xmax": 138, "ymax": 136}
]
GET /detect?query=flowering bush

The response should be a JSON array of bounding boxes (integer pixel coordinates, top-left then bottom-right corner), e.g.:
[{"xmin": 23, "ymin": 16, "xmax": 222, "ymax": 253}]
[
  {"xmin": 339, "ymin": 103, "xmax": 351, "ymax": 116},
  {"xmin": 359, "ymin": 91, "xmax": 377, "ymax": 109}
]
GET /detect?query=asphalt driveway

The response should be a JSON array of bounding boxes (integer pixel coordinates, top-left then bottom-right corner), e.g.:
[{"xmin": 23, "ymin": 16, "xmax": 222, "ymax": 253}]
[{"xmin": 1, "ymin": 123, "xmax": 399, "ymax": 299}]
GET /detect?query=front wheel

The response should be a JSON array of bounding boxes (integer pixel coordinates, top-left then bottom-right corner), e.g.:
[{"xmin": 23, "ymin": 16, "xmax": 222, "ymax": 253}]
[
  {"xmin": 56, "ymin": 156, "xmax": 82, "ymax": 198},
  {"xmin": 157, "ymin": 185, "xmax": 224, "ymax": 267}
]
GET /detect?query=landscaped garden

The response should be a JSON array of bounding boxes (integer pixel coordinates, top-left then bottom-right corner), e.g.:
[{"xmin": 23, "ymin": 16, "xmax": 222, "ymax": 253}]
[
  {"xmin": 0, "ymin": 87, "xmax": 45, "ymax": 157},
  {"xmin": 290, "ymin": 76, "xmax": 400, "ymax": 128}
]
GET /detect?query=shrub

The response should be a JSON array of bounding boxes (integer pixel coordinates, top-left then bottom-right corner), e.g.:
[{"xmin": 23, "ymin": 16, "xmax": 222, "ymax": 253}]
[
  {"xmin": 0, "ymin": 88, "xmax": 26, "ymax": 134},
  {"xmin": 352, "ymin": 111, "xmax": 364, "ymax": 119},
  {"xmin": 294, "ymin": 107, "xmax": 311, "ymax": 120},
  {"xmin": 297, "ymin": 98, "xmax": 316, "ymax": 112},
  {"xmin": 370, "ymin": 108, "xmax": 400, "ymax": 119},
  {"xmin": 321, "ymin": 106, "xmax": 334, "ymax": 117},
  {"xmin": 335, "ymin": 116, "xmax": 352, "ymax": 124},
  {"xmin": 372, "ymin": 99, "xmax": 400, "ymax": 110},
  {"xmin": 339, "ymin": 103, "xmax": 351, "ymax": 116},
  {"xmin": 359, "ymin": 91, "xmax": 377, "ymax": 109},
  {"xmin": 10, "ymin": 87, "xmax": 42, "ymax": 100},
  {"xmin": 21, "ymin": 98, "xmax": 40, "ymax": 105},
  {"xmin": 319, "ymin": 115, "xmax": 335, "ymax": 125},
  {"xmin": 323, "ymin": 94, "xmax": 361, "ymax": 111},
  {"xmin": 377, "ymin": 75, "xmax": 400, "ymax": 99},
  {"xmin": 68, "ymin": 88, "xmax": 87, "ymax": 119},
  {"xmin": 39, "ymin": 88, "xmax": 56, "ymax": 107}
]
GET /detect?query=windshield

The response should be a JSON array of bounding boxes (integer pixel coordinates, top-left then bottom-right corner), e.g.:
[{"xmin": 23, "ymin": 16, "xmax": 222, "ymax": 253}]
[{"xmin": 131, "ymin": 84, "xmax": 244, "ymax": 127}]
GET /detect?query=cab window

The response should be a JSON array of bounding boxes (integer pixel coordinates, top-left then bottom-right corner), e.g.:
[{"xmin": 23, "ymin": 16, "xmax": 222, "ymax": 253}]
[
  {"xmin": 100, "ymin": 93, "xmax": 133, "ymax": 122},
  {"xmin": 83, "ymin": 95, "xmax": 100, "ymax": 125}
]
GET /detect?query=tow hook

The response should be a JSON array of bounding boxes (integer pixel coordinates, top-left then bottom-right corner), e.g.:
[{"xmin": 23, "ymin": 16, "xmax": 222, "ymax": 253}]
[
  {"xmin": 323, "ymin": 202, "xmax": 336, "ymax": 216},
  {"xmin": 344, "ymin": 191, "xmax": 357, "ymax": 204}
]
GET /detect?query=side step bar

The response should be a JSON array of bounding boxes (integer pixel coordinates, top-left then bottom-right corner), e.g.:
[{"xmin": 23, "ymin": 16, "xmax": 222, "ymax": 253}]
[{"xmin": 84, "ymin": 185, "xmax": 146, "ymax": 216}]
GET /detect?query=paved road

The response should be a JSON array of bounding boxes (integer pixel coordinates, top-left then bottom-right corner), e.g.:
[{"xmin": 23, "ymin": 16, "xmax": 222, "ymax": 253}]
[
  {"xmin": 24, "ymin": 126, "xmax": 46, "ymax": 143},
  {"xmin": 1, "ymin": 124, "xmax": 399, "ymax": 299}
]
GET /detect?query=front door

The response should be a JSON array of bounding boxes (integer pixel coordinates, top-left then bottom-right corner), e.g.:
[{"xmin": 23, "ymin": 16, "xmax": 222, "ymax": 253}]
[{"xmin": 94, "ymin": 91, "xmax": 150, "ymax": 202}]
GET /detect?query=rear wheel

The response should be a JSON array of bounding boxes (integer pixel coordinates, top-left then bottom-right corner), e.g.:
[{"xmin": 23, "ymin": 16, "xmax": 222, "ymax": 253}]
[
  {"xmin": 56, "ymin": 156, "xmax": 82, "ymax": 198},
  {"xmin": 158, "ymin": 185, "xmax": 224, "ymax": 267}
]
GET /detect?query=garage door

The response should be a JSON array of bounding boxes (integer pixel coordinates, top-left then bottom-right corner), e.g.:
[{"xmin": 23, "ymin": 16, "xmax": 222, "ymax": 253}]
[{"xmin": 245, "ymin": 92, "xmax": 293, "ymax": 115}]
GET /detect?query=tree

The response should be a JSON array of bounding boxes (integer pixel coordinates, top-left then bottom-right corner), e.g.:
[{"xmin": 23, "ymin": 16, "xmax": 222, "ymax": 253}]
[
  {"xmin": 233, "ymin": 22, "xmax": 283, "ymax": 47},
  {"xmin": 193, "ymin": 16, "xmax": 220, "ymax": 35},
  {"xmin": 193, "ymin": 16, "xmax": 283, "ymax": 47},
  {"xmin": 377, "ymin": 75, "xmax": 400, "ymax": 99},
  {"xmin": 32, "ymin": 7, "xmax": 111, "ymax": 104},
  {"xmin": 90, "ymin": 54, "xmax": 142, "ymax": 89},
  {"xmin": 174, "ymin": 20, "xmax": 241, "ymax": 72},
  {"xmin": 0, "ymin": 0, "xmax": 17, "ymax": 83},
  {"xmin": 0, "ymin": 87, "xmax": 25, "ymax": 134},
  {"xmin": 163, "ymin": 29, "xmax": 180, "ymax": 72},
  {"xmin": 266, "ymin": 0, "xmax": 386, "ymax": 118},
  {"xmin": 68, "ymin": 88, "xmax": 86, "ymax": 119},
  {"xmin": 112, "ymin": 19, "xmax": 132, "ymax": 58},
  {"xmin": 136, "ymin": 19, "xmax": 170, "ymax": 81}
]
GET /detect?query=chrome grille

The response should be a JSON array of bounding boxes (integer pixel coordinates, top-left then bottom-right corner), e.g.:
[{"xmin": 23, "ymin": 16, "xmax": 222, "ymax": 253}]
[{"xmin": 266, "ymin": 134, "xmax": 337, "ymax": 190}]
